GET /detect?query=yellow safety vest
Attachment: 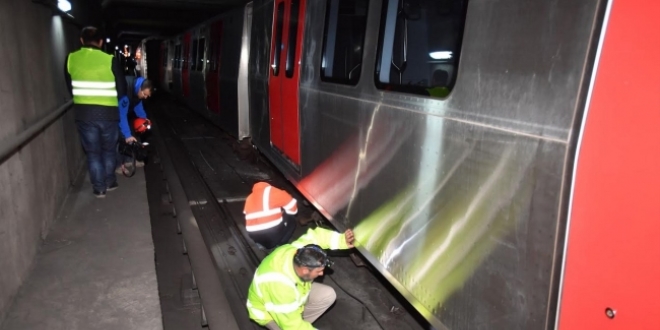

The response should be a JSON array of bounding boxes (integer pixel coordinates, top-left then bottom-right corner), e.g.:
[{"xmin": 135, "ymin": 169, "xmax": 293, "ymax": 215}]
[{"xmin": 67, "ymin": 48, "xmax": 118, "ymax": 107}]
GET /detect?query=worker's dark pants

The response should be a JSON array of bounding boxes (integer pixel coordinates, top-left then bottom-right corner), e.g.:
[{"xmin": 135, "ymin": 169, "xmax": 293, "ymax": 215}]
[
  {"xmin": 264, "ymin": 283, "xmax": 337, "ymax": 329},
  {"xmin": 248, "ymin": 212, "xmax": 297, "ymax": 250},
  {"xmin": 76, "ymin": 120, "xmax": 119, "ymax": 192}
]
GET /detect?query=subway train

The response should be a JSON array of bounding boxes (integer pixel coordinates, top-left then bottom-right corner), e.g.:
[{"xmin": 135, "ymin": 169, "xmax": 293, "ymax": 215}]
[{"xmin": 138, "ymin": 0, "xmax": 660, "ymax": 329}]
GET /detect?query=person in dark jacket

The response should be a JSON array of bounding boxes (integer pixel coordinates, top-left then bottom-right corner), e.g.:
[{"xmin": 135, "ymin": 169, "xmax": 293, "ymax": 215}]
[
  {"xmin": 116, "ymin": 76, "xmax": 152, "ymax": 172},
  {"xmin": 65, "ymin": 27, "xmax": 127, "ymax": 198},
  {"xmin": 119, "ymin": 76, "xmax": 152, "ymax": 141}
]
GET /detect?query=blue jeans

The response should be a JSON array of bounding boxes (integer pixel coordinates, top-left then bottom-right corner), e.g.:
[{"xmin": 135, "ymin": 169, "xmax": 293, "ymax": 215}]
[{"xmin": 76, "ymin": 121, "xmax": 119, "ymax": 192}]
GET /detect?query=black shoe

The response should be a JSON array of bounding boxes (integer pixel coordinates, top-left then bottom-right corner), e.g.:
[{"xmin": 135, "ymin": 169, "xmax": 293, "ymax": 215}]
[
  {"xmin": 107, "ymin": 182, "xmax": 119, "ymax": 192},
  {"xmin": 93, "ymin": 190, "xmax": 106, "ymax": 198}
]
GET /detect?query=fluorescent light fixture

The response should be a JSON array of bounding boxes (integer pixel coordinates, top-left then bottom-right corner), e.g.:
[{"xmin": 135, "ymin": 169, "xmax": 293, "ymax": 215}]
[
  {"xmin": 106, "ymin": 38, "xmax": 111, "ymax": 43},
  {"xmin": 58, "ymin": 0, "xmax": 72, "ymax": 12},
  {"xmin": 429, "ymin": 51, "xmax": 453, "ymax": 60}
]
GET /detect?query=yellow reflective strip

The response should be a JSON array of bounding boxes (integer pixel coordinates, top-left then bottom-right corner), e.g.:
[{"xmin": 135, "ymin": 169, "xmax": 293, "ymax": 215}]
[
  {"xmin": 254, "ymin": 272, "xmax": 300, "ymax": 307},
  {"xmin": 250, "ymin": 307, "xmax": 266, "ymax": 319},
  {"xmin": 265, "ymin": 301, "xmax": 302, "ymax": 313},
  {"xmin": 72, "ymin": 89, "xmax": 118, "ymax": 96},
  {"xmin": 71, "ymin": 81, "xmax": 116, "ymax": 89},
  {"xmin": 330, "ymin": 232, "xmax": 341, "ymax": 250},
  {"xmin": 247, "ymin": 300, "xmax": 267, "ymax": 319},
  {"xmin": 255, "ymin": 272, "xmax": 297, "ymax": 289},
  {"xmin": 291, "ymin": 233, "xmax": 311, "ymax": 248}
]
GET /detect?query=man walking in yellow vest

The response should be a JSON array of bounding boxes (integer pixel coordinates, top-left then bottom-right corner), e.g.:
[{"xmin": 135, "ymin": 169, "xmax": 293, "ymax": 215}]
[{"xmin": 65, "ymin": 27, "xmax": 128, "ymax": 198}]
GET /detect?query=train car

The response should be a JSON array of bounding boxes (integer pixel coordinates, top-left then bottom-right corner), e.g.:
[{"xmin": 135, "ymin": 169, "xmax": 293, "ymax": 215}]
[
  {"xmin": 158, "ymin": 5, "xmax": 252, "ymax": 138},
  {"xmin": 144, "ymin": 0, "xmax": 660, "ymax": 329},
  {"xmin": 135, "ymin": 39, "xmax": 151, "ymax": 79},
  {"xmin": 159, "ymin": 39, "xmax": 174, "ymax": 92}
]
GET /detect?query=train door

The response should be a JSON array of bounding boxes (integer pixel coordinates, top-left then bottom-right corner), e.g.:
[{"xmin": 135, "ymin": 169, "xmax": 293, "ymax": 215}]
[
  {"xmin": 206, "ymin": 20, "xmax": 223, "ymax": 114},
  {"xmin": 172, "ymin": 39, "xmax": 182, "ymax": 94},
  {"xmin": 189, "ymin": 28, "xmax": 207, "ymax": 112},
  {"xmin": 268, "ymin": 0, "xmax": 305, "ymax": 166},
  {"xmin": 237, "ymin": 3, "xmax": 253, "ymax": 139},
  {"xmin": 159, "ymin": 42, "xmax": 166, "ymax": 88},
  {"xmin": 182, "ymin": 32, "xmax": 192, "ymax": 97}
]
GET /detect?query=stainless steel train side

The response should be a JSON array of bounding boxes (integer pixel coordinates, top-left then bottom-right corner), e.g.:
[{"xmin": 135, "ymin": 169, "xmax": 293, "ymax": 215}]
[
  {"xmin": 250, "ymin": 0, "xmax": 607, "ymax": 329},
  {"xmin": 150, "ymin": 0, "xmax": 609, "ymax": 328},
  {"xmin": 159, "ymin": 5, "xmax": 250, "ymax": 138},
  {"xmin": 248, "ymin": 0, "xmax": 274, "ymax": 150},
  {"xmin": 171, "ymin": 36, "xmax": 183, "ymax": 96}
]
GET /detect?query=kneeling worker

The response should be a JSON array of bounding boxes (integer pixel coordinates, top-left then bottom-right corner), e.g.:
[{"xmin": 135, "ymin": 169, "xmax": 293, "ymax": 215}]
[
  {"xmin": 244, "ymin": 182, "xmax": 299, "ymax": 249},
  {"xmin": 247, "ymin": 227, "xmax": 355, "ymax": 329}
]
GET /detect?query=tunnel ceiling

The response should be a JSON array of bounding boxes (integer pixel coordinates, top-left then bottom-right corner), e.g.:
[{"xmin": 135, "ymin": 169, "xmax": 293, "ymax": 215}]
[{"xmin": 101, "ymin": 0, "xmax": 248, "ymax": 46}]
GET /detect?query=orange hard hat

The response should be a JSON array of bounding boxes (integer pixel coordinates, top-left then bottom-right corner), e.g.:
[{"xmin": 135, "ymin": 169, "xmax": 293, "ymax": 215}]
[{"xmin": 133, "ymin": 118, "xmax": 151, "ymax": 134}]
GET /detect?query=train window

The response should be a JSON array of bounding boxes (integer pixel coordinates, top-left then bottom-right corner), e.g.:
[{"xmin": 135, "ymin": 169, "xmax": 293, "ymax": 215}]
[
  {"xmin": 285, "ymin": 0, "xmax": 300, "ymax": 78},
  {"xmin": 321, "ymin": 0, "xmax": 369, "ymax": 85},
  {"xmin": 273, "ymin": 2, "xmax": 285, "ymax": 76},
  {"xmin": 375, "ymin": 0, "xmax": 468, "ymax": 97},
  {"xmin": 174, "ymin": 44, "xmax": 181, "ymax": 69},
  {"xmin": 172, "ymin": 46, "xmax": 176, "ymax": 69},
  {"xmin": 183, "ymin": 42, "xmax": 188, "ymax": 70},
  {"xmin": 162, "ymin": 48, "xmax": 168, "ymax": 68},
  {"xmin": 178, "ymin": 45, "xmax": 182, "ymax": 69},
  {"xmin": 208, "ymin": 42, "xmax": 217, "ymax": 72},
  {"xmin": 191, "ymin": 39, "xmax": 199, "ymax": 71},
  {"xmin": 179, "ymin": 44, "xmax": 183, "ymax": 69},
  {"xmin": 197, "ymin": 38, "xmax": 206, "ymax": 71}
]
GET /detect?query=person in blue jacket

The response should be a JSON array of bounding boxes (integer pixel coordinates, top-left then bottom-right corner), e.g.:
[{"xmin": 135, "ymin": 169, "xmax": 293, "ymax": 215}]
[{"xmin": 116, "ymin": 76, "xmax": 152, "ymax": 172}]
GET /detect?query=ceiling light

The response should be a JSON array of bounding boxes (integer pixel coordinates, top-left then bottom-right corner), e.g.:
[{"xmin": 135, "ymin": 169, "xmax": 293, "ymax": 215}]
[
  {"xmin": 429, "ymin": 51, "xmax": 453, "ymax": 60},
  {"xmin": 57, "ymin": 0, "xmax": 72, "ymax": 12}
]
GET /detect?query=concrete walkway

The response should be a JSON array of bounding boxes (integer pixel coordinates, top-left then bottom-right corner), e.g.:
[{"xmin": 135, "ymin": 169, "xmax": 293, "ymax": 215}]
[{"xmin": 1, "ymin": 169, "xmax": 162, "ymax": 330}]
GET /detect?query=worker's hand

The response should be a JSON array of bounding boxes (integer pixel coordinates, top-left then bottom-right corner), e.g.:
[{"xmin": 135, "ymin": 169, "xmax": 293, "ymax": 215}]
[
  {"xmin": 125, "ymin": 136, "xmax": 137, "ymax": 144},
  {"xmin": 344, "ymin": 229, "xmax": 355, "ymax": 248}
]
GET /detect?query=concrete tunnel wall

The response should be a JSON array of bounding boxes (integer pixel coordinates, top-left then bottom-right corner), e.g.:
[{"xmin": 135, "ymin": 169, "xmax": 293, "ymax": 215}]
[{"xmin": 0, "ymin": 0, "xmax": 92, "ymax": 323}]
